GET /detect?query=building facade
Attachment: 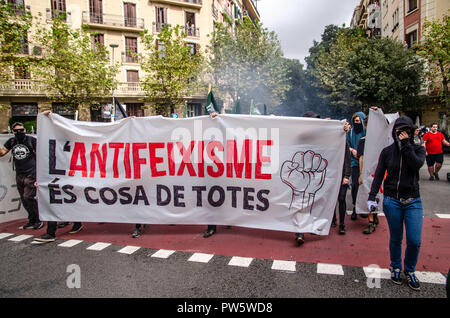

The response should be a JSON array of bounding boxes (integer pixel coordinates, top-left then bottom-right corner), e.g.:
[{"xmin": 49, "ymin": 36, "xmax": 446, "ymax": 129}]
[{"xmin": 0, "ymin": 0, "xmax": 260, "ymax": 132}]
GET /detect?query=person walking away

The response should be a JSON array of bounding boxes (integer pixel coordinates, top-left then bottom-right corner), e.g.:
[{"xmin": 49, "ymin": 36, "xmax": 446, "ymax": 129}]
[
  {"xmin": 0, "ymin": 122, "xmax": 43, "ymax": 230},
  {"xmin": 422, "ymin": 123, "xmax": 449, "ymax": 180},
  {"xmin": 347, "ymin": 112, "xmax": 367, "ymax": 220},
  {"xmin": 367, "ymin": 116, "xmax": 425, "ymax": 291}
]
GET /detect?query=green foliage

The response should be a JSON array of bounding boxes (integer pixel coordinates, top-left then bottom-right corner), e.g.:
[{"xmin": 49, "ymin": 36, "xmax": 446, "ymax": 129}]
[
  {"xmin": 139, "ymin": 24, "xmax": 204, "ymax": 116},
  {"xmin": 32, "ymin": 14, "xmax": 119, "ymax": 110},
  {"xmin": 0, "ymin": 0, "xmax": 34, "ymax": 83},
  {"xmin": 306, "ymin": 25, "xmax": 424, "ymax": 115},
  {"xmin": 208, "ymin": 18, "xmax": 290, "ymax": 113},
  {"xmin": 416, "ymin": 12, "xmax": 450, "ymax": 109}
]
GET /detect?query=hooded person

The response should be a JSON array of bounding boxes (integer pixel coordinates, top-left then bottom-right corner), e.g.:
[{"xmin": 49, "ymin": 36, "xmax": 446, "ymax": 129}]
[
  {"xmin": 346, "ymin": 111, "xmax": 367, "ymax": 220},
  {"xmin": 0, "ymin": 122, "xmax": 42, "ymax": 230},
  {"xmin": 367, "ymin": 116, "xmax": 426, "ymax": 291}
]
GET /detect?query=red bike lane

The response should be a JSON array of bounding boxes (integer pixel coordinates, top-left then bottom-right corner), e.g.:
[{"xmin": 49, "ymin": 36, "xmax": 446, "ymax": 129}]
[{"xmin": 1, "ymin": 215, "xmax": 449, "ymax": 273}]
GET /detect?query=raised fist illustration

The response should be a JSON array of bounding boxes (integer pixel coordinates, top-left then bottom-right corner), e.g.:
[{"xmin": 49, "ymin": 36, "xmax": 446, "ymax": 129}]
[{"xmin": 281, "ymin": 150, "xmax": 328, "ymax": 213}]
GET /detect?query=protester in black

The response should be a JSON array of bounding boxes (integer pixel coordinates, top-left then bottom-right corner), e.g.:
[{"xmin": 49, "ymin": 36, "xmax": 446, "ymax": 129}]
[
  {"xmin": 333, "ymin": 142, "xmax": 351, "ymax": 235},
  {"xmin": 0, "ymin": 122, "xmax": 43, "ymax": 230}
]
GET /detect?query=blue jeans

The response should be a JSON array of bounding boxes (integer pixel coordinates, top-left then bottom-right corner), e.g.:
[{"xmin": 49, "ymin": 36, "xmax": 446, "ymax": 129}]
[{"xmin": 383, "ymin": 196, "xmax": 423, "ymax": 273}]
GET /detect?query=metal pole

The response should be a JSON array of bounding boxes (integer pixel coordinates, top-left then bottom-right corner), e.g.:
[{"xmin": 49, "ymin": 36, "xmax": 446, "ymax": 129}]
[{"xmin": 110, "ymin": 43, "xmax": 119, "ymax": 123}]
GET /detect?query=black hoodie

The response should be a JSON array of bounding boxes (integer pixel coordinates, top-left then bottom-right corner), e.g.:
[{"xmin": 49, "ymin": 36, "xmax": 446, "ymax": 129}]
[{"xmin": 368, "ymin": 116, "xmax": 426, "ymax": 201}]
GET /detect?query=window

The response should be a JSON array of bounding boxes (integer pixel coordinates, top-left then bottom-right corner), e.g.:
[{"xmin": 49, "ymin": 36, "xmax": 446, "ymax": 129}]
[
  {"xmin": 14, "ymin": 65, "xmax": 30, "ymax": 79},
  {"xmin": 125, "ymin": 37, "xmax": 137, "ymax": 62},
  {"xmin": 187, "ymin": 43, "xmax": 197, "ymax": 55},
  {"xmin": 126, "ymin": 70, "xmax": 139, "ymax": 82},
  {"xmin": 405, "ymin": 29, "xmax": 417, "ymax": 48},
  {"xmin": 52, "ymin": 102, "xmax": 75, "ymax": 117},
  {"xmin": 185, "ymin": 103, "xmax": 202, "ymax": 117},
  {"xmin": 11, "ymin": 103, "xmax": 38, "ymax": 117},
  {"xmin": 156, "ymin": 40, "xmax": 165, "ymax": 58},
  {"xmin": 155, "ymin": 7, "xmax": 167, "ymax": 31},
  {"xmin": 91, "ymin": 33, "xmax": 104, "ymax": 52},
  {"xmin": 51, "ymin": 0, "xmax": 66, "ymax": 20},
  {"xmin": 407, "ymin": 0, "xmax": 417, "ymax": 13},
  {"xmin": 89, "ymin": 0, "xmax": 103, "ymax": 23},
  {"xmin": 125, "ymin": 103, "xmax": 144, "ymax": 117},
  {"xmin": 124, "ymin": 3, "xmax": 136, "ymax": 27},
  {"xmin": 185, "ymin": 12, "xmax": 196, "ymax": 36},
  {"xmin": 8, "ymin": 0, "xmax": 26, "ymax": 15}
]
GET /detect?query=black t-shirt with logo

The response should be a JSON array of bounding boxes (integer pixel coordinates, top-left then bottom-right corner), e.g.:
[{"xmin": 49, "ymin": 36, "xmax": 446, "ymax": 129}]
[{"xmin": 4, "ymin": 135, "xmax": 37, "ymax": 175}]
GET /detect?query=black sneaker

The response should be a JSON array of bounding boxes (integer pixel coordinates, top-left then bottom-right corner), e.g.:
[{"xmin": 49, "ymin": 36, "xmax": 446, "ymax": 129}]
[
  {"xmin": 391, "ymin": 268, "xmax": 402, "ymax": 285},
  {"xmin": 429, "ymin": 175, "xmax": 435, "ymax": 181},
  {"xmin": 69, "ymin": 223, "xmax": 83, "ymax": 234},
  {"xmin": 34, "ymin": 234, "xmax": 55, "ymax": 243},
  {"xmin": 338, "ymin": 224, "xmax": 346, "ymax": 235},
  {"xmin": 132, "ymin": 228, "xmax": 141, "ymax": 238},
  {"xmin": 363, "ymin": 222, "xmax": 376, "ymax": 234},
  {"xmin": 57, "ymin": 222, "xmax": 70, "ymax": 228},
  {"xmin": 203, "ymin": 229, "xmax": 216, "ymax": 238},
  {"xmin": 33, "ymin": 221, "xmax": 44, "ymax": 230},
  {"xmin": 295, "ymin": 233, "xmax": 305, "ymax": 246},
  {"xmin": 351, "ymin": 208, "xmax": 357, "ymax": 220},
  {"xmin": 19, "ymin": 222, "xmax": 34, "ymax": 230},
  {"xmin": 405, "ymin": 271, "xmax": 420, "ymax": 291},
  {"xmin": 434, "ymin": 172, "xmax": 439, "ymax": 180}
]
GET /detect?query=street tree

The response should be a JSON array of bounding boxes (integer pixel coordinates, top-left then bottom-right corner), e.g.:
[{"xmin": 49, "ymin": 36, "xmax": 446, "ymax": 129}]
[
  {"xmin": 32, "ymin": 14, "xmax": 119, "ymax": 112},
  {"xmin": 208, "ymin": 18, "xmax": 290, "ymax": 114},
  {"xmin": 416, "ymin": 13, "xmax": 450, "ymax": 112},
  {"xmin": 139, "ymin": 24, "xmax": 204, "ymax": 116}
]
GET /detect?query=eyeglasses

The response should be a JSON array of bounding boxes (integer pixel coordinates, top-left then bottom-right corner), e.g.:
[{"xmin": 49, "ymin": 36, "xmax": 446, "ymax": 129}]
[{"xmin": 13, "ymin": 128, "xmax": 25, "ymax": 133}]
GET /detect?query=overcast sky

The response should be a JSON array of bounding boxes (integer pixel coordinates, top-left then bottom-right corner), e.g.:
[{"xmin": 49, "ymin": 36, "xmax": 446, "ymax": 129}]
[{"xmin": 257, "ymin": 0, "xmax": 360, "ymax": 66}]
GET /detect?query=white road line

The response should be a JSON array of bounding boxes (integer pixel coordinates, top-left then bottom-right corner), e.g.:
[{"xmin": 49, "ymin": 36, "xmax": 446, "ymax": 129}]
[
  {"xmin": 228, "ymin": 256, "xmax": 253, "ymax": 267},
  {"xmin": 58, "ymin": 240, "xmax": 83, "ymax": 248},
  {"xmin": 86, "ymin": 242, "xmax": 111, "ymax": 251},
  {"xmin": 317, "ymin": 263, "xmax": 344, "ymax": 276},
  {"xmin": 435, "ymin": 214, "xmax": 450, "ymax": 219},
  {"xmin": 363, "ymin": 266, "xmax": 391, "ymax": 279},
  {"xmin": 117, "ymin": 246, "xmax": 140, "ymax": 255},
  {"xmin": 188, "ymin": 253, "xmax": 214, "ymax": 263},
  {"xmin": 271, "ymin": 260, "xmax": 296, "ymax": 272},
  {"xmin": 8, "ymin": 234, "xmax": 33, "ymax": 242},
  {"xmin": 151, "ymin": 249, "xmax": 176, "ymax": 259},
  {"xmin": 415, "ymin": 271, "xmax": 447, "ymax": 285},
  {"xmin": 0, "ymin": 233, "xmax": 14, "ymax": 239}
]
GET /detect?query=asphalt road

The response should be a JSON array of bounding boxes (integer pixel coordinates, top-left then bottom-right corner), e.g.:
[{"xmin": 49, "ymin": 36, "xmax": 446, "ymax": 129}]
[{"xmin": 0, "ymin": 157, "xmax": 449, "ymax": 301}]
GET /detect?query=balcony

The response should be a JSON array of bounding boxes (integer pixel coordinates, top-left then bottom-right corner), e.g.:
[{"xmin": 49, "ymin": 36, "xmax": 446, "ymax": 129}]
[
  {"xmin": 115, "ymin": 82, "xmax": 145, "ymax": 97},
  {"xmin": 212, "ymin": 4, "xmax": 218, "ymax": 20},
  {"xmin": 121, "ymin": 52, "xmax": 139, "ymax": 64},
  {"xmin": 150, "ymin": 0, "xmax": 202, "ymax": 9},
  {"xmin": 183, "ymin": 25, "xmax": 200, "ymax": 38},
  {"xmin": 152, "ymin": 22, "xmax": 172, "ymax": 33},
  {"xmin": 82, "ymin": 11, "xmax": 144, "ymax": 32}
]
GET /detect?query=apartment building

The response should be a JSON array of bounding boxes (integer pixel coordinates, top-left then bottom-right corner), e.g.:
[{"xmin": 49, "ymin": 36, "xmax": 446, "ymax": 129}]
[{"xmin": 0, "ymin": 0, "xmax": 260, "ymax": 132}]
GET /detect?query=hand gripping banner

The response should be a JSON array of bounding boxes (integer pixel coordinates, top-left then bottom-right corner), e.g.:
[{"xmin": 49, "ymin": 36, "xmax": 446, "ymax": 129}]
[{"xmin": 37, "ymin": 113, "xmax": 345, "ymax": 234}]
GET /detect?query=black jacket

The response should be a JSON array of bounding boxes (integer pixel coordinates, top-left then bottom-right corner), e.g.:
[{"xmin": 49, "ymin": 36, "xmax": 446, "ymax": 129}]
[{"xmin": 368, "ymin": 116, "xmax": 426, "ymax": 201}]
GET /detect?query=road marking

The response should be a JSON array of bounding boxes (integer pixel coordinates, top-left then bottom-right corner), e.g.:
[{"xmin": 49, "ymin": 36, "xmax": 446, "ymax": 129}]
[
  {"xmin": 415, "ymin": 271, "xmax": 447, "ymax": 285},
  {"xmin": 86, "ymin": 242, "xmax": 111, "ymax": 251},
  {"xmin": 188, "ymin": 253, "xmax": 214, "ymax": 263},
  {"xmin": 58, "ymin": 240, "xmax": 83, "ymax": 248},
  {"xmin": 363, "ymin": 267, "xmax": 391, "ymax": 279},
  {"xmin": 317, "ymin": 263, "xmax": 344, "ymax": 276},
  {"xmin": 228, "ymin": 256, "xmax": 253, "ymax": 267},
  {"xmin": 0, "ymin": 233, "xmax": 14, "ymax": 239},
  {"xmin": 117, "ymin": 245, "xmax": 140, "ymax": 255},
  {"xmin": 435, "ymin": 214, "xmax": 450, "ymax": 219},
  {"xmin": 8, "ymin": 234, "xmax": 33, "ymax": 242},
  {"xmin": 151, "ymin": 249, "xmax": 176, "ymax": 259},
  {"xmin": 271, "ymin": 260, "xmax": 296, "ymax": 272}
]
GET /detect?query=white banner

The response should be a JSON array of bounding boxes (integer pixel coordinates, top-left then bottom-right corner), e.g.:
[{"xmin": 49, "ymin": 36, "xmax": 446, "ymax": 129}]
[
  {"xmin": 37, "ymin": 113, "xmax": 346, "ymax": 234},
  {"xmin": 0, "ymin": 134, "xmax": 28, "ymax": 223},
  {"xmin": 356, "ymin": 109, "xmax": 399, "ymax": 214}
]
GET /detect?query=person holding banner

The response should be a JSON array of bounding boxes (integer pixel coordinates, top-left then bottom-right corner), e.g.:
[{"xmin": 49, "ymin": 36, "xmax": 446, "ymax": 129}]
[
  {"xmin": 367, "ymin": 116, "xmax": 425, "ymax": 291},
  {"xmin": 0, "ymin": 122, "xmax": 43, "ymax": 230},
  {"xmin": 347, "ymin": 112, "xmax": 367, "ymax": 221}
]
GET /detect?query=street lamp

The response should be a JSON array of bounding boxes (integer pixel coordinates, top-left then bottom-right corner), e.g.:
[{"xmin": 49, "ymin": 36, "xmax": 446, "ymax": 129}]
[{"xmin": 109, "ymin": 43, "xmax": 119, "ymax": 122}]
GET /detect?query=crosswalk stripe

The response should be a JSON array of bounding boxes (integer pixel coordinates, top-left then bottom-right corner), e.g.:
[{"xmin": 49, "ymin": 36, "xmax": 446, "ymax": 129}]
[
  {"xmin": 271, "ymin": 260, "xmax": 296, "ymax": 272},
  {"xmin": 188, "ymin": 253, "xmax": 214, "ymax": 263},
  {"xmin": 8, "ymin": 234, "xmax": 33, "ymax": 242},
  {"xmin": 0, "ymin": 233, "xmax": 14, "ymax": 240},
  {"xmin": 415, "ymin": 271, "xmax": 446, "ymax": 285},
  {"xmin": 151, "ymin": 249, "xmax": 176, "ymax": 259},
  {"xmin": 228, "ymin": 256, "xmax": 253, "ymax": 267},
  {"xmin": 435, "ymin": 214, "xmax": 450, "ymax": 219},
  {"xmin": 317, "ymin": 263, "xmax": 344, "ymax": 276},
  {"xmin": 86, "ymin": 242, "xmax": 111, "ymax": 251},
  {"xmin": 117, "ymin": 246, "xmax": 140, "ymax": 255},
  {"xmin": 363, "ymin": 266, "xmax": 391, "ymax": 279},
  {"xmin": 58, "ymin": 240, "xmax": 83, "ymax": 248}
]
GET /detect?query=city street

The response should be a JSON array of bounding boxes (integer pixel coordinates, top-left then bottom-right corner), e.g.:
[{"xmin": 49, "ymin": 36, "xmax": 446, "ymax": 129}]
[{"xmin": 0, "ymin": 157, "xmax": 449, "ymax": 299}]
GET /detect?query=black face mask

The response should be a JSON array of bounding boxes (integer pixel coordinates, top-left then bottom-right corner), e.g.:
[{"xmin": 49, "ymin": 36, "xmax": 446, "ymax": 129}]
[
  {"xmin": 15, "ymin": 131, "xmax": 26, "ymax": 143},
  {"xmin": 353, "ymin": 122, "xmax": 363, "ymax": 134}
]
